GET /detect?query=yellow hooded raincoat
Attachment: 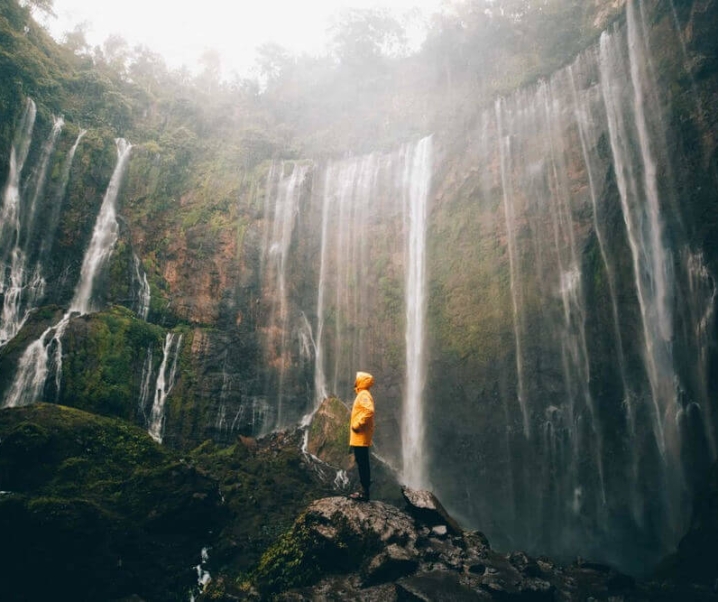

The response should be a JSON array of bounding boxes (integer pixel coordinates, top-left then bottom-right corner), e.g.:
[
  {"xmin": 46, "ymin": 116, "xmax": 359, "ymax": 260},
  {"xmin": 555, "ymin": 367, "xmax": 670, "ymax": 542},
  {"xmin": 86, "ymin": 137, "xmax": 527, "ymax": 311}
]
[{"xmin": 349, "ymin": 371, "xmax": 375, "ymax": 447}]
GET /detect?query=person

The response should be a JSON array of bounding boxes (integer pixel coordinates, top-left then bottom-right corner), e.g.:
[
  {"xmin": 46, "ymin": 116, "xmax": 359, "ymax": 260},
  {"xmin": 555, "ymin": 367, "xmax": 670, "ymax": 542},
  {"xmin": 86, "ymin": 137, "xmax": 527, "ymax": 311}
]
[{"xmin": 349, "ymin": 371, "xmax": 375, "ymax": 502}]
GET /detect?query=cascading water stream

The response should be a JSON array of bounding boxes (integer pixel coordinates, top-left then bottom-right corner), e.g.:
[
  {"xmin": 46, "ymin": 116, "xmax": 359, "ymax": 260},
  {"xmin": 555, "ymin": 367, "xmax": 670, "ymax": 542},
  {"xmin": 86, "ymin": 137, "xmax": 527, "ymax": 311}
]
[
  {"xmin": 138, "ymin": 345, "xmax": 154, "ymax": 421},
  {"xmin": 0, "ymin": 115, "xmax": 64, "ymax": 345},
  {"xmin": 447, "ymin": 0, "xmax": 713, "ymax": 570},
  {"xmin": 71, "ymin": 139, "xmax": 132, "ymax": 314},
  {"xmin": 545, "ymin": 79, "xmax": 607, "ymax": 509},
  {"xmin": 312, "ymin": 167, "xmax": 333, "ymax": 404},
  {"xmin": 262, "ymin": 161, "xmax": 309, "ymax": 428},
  {"xmin": 132, "ymin": 252, "xmax": 151, "ymax": 320},
  {"xmin": 0, "ymin": 98, "xmax": 36, "ymax": 268},
  {"xmin": 39, "ymin": 128, "xmax": 87, "ymax": 263},
  {"xmin": 309, "ymin": 139, "xmax": 432, "ymax": 480},
  {"xmin": 495, "ymin": 99, "xmax": 530, "ymax": 438},
  {"xmin": 569, "ymin": 60, "xmax": 633, "ymax": 428},
  {"xmin": 401, "ymin": 136, "xmax": 433, "ymax": 489},
  {"xmin": 599, "ymin": 7, "xmax": 679, "ymax": 514},
  {"xmin": 147, "ymin": 332, "xmax": 183, "ymax": 443},
  {"xmin": 2, "ymin": 139, "xmax": 132, "ymax": 408}
]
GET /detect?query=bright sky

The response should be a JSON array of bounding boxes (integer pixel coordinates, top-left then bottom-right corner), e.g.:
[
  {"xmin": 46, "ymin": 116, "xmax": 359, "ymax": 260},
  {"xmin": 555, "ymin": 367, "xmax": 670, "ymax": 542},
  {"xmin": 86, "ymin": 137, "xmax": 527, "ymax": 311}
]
[{"xmin": 40, "ymin": 0, "xmax": 447, "ymax": 78}]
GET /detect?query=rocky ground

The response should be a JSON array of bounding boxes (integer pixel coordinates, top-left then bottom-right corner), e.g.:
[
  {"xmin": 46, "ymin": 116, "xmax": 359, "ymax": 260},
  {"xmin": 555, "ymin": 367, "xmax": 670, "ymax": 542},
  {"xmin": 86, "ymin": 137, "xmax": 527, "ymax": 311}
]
[{"xmin": 226, "ymin": 488, "xmax": 718, "ymax": 601}]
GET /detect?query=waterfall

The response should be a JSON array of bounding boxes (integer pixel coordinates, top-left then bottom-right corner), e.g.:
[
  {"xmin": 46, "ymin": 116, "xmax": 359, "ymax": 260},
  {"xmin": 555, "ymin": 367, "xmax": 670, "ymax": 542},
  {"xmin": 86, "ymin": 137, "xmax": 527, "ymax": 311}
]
[
  {"xmin": 214, "ymin": 353, "xmax": 241, "ymax": 437},
  {"xmin": 309, "ymin": 138, "xmax": 432, "ymax": 478},
  {"xmin": 569, "ymin": 58, "xmax": 633, "ymax": 428},
  {"xmin": 0, "ymin": 98, "xmax": 36, "ymax": 266},
  {"xmin": 312, "ymin": 149, "xmax": 402, "ymax": 406},
  {"xmin": 401, "ymin": 136, "xmax": 433, "ymax": 488},
  {"xmin": 132, "ymin": 252, "xmax": 151, "ymax": 320},
  {"xmin": 444, "ymin": 0, "xmax": 714, "ymax": 572},
  {"xmin": 599, "ymin": 6, "xmax": 686, "ymax": 546},
  {"xmin": 71, "ymin": 139, "xmax": 132, "ymax": 314},
  {"xmin": 39, "ymin": 128, "xmax": 87, "ymax": 262},
  {"xmin": 138, "ymin": 345, "xmax": 154, "ymax": 420},
  {"xmin": 0, "ymin": 115, "xmax": 64, "ymax": 346},
  {"xmin": 312, "ymin": 167, "xmax": 332, "ymax": 403},
  {"xmin": 261, "ymin": 161, "xmax": 310, "ymax": 427},
  {"xmin": 600, "ymin": 4, "xmax": 676, "ymax": 462},
  {"xmin": 496, "ymin": 99, "xmax": 530, "ymax": 437},
  {"xmin": 2, "ymin": 139, "xmax": 132, "ymax": 408},
  {"xmin": 147, "ymin": 333, "xmax": 183, "ymax": 443}
]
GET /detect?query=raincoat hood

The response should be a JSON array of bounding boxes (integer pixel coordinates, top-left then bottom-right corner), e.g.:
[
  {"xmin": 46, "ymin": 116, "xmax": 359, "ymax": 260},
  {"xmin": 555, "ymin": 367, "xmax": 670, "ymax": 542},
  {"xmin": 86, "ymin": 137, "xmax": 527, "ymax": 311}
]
[{"xmin": 354, "ymin": 371, "xmax": 375, "ymax": 393}]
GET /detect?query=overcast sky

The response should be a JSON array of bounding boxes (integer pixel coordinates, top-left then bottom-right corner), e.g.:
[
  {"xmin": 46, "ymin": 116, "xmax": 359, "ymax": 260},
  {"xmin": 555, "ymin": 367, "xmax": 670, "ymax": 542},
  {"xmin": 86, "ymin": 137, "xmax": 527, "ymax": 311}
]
[{"xmin": 39, "ymin": 0, "xmax": 447, "ymax": 78}]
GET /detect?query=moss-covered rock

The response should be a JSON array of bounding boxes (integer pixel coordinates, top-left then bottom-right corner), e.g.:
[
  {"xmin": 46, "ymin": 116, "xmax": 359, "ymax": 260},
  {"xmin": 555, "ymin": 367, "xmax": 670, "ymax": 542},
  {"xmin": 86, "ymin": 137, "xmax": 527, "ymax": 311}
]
[
  {"xmin": 252, "ymin": 496, "xmax": 417, "ymax": 596},
  {"xmin": 0, "ymin": 404, "xmax": 226, "ymax": 602},
  {"xmin": 307, "ymin": 396, "xmax": 352, "ymax": 470}
]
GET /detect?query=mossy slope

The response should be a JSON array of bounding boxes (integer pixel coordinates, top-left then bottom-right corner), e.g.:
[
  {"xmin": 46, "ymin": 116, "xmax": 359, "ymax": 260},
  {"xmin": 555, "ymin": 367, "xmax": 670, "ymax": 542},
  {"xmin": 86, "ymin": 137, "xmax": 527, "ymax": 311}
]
[{"xmin": 0, "ymin": 404, "xmax": 226, "ymax": 602}]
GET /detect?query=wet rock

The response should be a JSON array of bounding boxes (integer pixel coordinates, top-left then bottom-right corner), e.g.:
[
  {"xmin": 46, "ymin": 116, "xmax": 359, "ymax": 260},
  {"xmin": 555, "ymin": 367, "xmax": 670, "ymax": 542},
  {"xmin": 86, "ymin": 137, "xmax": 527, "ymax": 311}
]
[
  {"xmin": 396, "ymin": 571, "xmax": 486, "ymax": 601},
  {"xmin": 508, "ymin": 551, "xmax": 543, "ymax": 578},
  {"xmin": 252, "ymin": 489, "xmax": 715, "ymax": 601},
  {"xmin": 306, "ymin": 397, "xmax": 352, "ymax": 471},
  {"xmin": 363, "ymin": 543, "xmax": 419, "ymax": 586},
  {"xmin": 253, "ymin": 496, "xmax": 419, "ymax": 596},
  {"xmin": 402, "ymin": 486, "xmax": 463, "ymax": 534}
]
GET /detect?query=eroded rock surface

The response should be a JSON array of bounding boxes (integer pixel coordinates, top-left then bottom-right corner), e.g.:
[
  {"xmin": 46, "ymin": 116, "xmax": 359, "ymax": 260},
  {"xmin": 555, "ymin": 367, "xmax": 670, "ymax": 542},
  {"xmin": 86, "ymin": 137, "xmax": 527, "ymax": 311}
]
[{"xmin": 248, "ymin": 491, "xmax": 718, "ymax": 601}]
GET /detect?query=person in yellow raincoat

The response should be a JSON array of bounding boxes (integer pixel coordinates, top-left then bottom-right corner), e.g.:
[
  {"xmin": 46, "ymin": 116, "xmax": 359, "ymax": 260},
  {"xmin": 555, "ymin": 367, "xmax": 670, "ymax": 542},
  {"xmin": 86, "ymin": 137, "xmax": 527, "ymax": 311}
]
[{"xmin": 349, "ymin": 371, "xmax": 375, "ymax": 501}]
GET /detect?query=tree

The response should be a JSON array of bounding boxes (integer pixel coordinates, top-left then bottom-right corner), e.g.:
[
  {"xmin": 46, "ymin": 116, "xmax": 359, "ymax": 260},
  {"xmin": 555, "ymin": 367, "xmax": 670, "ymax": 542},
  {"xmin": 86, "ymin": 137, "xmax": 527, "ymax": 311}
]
[
  {"xmin": 20, "ymin": 0, "xmax": 55, "ymax": 17},
  {"xmin": 195, "ymin": 48, "xmax": 222, "ymax": 94},
  {"xmin": 128, "ymin": 45, "xmax": 168, "ymax": 95},
  {"xmin": 328, "ymin": 8, "xmax": 407, "ymax": 69},
  {"xmin": 254, "ymin": 42, "xmax": 293, "ymax": 90},
  {"xmin": 95, "ymin": 34, "xmax": 130, "ymax": 78},
  {"xmin": 62, "ymin": 22, "xmax": 90, "ymax": 56}
]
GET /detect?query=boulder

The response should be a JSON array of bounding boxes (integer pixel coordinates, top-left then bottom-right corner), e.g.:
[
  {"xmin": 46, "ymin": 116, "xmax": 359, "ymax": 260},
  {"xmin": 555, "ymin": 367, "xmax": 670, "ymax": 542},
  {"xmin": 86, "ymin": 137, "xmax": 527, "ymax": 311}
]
[
  {"xmin": 306, "ymin": 397, "xmax": 353, "ymax": 471},
  {"xmin": 402, "ymin": 486, "xmax": 463, "ymax": 535},
  {"xmin": 253, "ymin": 496, "xmax": 419, "ymax": 596},
  {"xmin": 363, "ymin": 543, "xmax": 419, "ymax": 586}
]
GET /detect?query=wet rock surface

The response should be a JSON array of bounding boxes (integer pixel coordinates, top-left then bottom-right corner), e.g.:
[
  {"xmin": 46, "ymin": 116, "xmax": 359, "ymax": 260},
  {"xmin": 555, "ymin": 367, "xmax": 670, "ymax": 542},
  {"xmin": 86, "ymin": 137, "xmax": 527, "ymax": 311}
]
[{"xmin": 248, "ymin": 491, "xmax": 718, "ymax": 601}]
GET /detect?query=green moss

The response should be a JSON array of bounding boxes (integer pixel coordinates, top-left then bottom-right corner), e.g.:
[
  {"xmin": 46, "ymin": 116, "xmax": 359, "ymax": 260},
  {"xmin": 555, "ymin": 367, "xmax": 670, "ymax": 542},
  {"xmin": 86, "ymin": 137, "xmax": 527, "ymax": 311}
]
[
  {"xmin": 252, "ymin": 506, "xmax": 383, "ymax": 596},
  {"xmin": 252, "ymin": 512, "xmax": 326, "ymax": 595},
  {"xmin": 59, "ymin": 308, "xmax": 165, "ymax": 420},
  {"xmin": 0, "ymin": 404, "xmax": 223, "ymax": 602}
]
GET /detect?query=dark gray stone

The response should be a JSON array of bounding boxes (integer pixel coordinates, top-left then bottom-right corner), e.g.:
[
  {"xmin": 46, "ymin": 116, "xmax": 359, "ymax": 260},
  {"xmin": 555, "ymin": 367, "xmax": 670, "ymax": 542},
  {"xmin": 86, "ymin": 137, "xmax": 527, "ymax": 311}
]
[
  {"xmin": 396, "ymin": 571, "xmax": 487, "ymax": 601},
  {"xmin": 402, "ymin": 487, "xmax": 463, "ymax": 535},
  {"xmin": 363, "ymin": 544, "xmax": 419, "ymax": 586}
]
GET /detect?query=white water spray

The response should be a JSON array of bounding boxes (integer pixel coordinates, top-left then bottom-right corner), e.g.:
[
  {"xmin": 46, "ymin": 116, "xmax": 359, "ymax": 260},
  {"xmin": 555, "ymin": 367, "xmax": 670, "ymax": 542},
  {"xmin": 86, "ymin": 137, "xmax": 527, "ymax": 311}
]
[
  {"xmin": 2, "ymin": 139, "xmax": 132, "ymax": 408},
  {"xmin": 132, "ymin": 253, "xmax": 151, "ymax": 320},
  {"xmin": 401, "ymin": 136, "xmax": 433, "ymax": 489},
  {"xmin": 147, "ymin": 332, "xmax": 183, "ymax": 443},
  {"xmin": 0, "ymin": 115, "xmax": 64, "ymax": 345}
]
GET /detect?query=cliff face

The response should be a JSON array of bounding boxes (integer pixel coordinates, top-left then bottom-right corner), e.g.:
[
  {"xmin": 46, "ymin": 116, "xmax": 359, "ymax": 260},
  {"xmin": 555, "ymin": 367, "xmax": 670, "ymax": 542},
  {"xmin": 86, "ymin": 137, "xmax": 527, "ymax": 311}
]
[{"xmin": 1, "ymin": 0, "xmax": 717, "ymax": 578}]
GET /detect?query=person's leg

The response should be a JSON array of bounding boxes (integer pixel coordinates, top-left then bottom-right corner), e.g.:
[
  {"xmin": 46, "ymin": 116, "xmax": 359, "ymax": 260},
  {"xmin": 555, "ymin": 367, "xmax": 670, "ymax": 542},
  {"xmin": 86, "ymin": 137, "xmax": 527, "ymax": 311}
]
[{"xmin": 352, "ymin": 445, "xmax": 371, "ymax": 500}]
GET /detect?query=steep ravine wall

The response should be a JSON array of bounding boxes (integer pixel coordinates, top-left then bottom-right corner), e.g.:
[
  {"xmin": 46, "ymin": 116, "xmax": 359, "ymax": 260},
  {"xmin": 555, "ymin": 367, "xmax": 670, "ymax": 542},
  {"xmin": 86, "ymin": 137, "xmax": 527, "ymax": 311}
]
[
  {"xmin": 0, "ymin": 0, "xmax": 717, "ymax": 579},
  {"xmin": 425, "ymin": 0, "xmax": 718, "ymax": 574}
]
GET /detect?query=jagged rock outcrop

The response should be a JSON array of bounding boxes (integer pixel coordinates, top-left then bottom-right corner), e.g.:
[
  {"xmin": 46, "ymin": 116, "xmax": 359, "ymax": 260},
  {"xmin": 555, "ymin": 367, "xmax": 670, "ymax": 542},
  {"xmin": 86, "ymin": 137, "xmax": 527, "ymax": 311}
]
[
  {"xmin": 243, "ymin": 491, "xmax": 718, "ymax": 601},
  {"xmin": 402, "ymin": 486, "xmax": 463, "ymax": 535}
]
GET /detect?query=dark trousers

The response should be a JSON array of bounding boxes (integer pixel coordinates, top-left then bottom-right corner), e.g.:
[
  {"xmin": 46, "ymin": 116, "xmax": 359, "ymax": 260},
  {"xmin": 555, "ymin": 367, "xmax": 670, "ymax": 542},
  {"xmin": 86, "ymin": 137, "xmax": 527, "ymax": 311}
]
[{"xmin": 352, "ymin": 446, "xmax": 371, "ymax": 496}]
